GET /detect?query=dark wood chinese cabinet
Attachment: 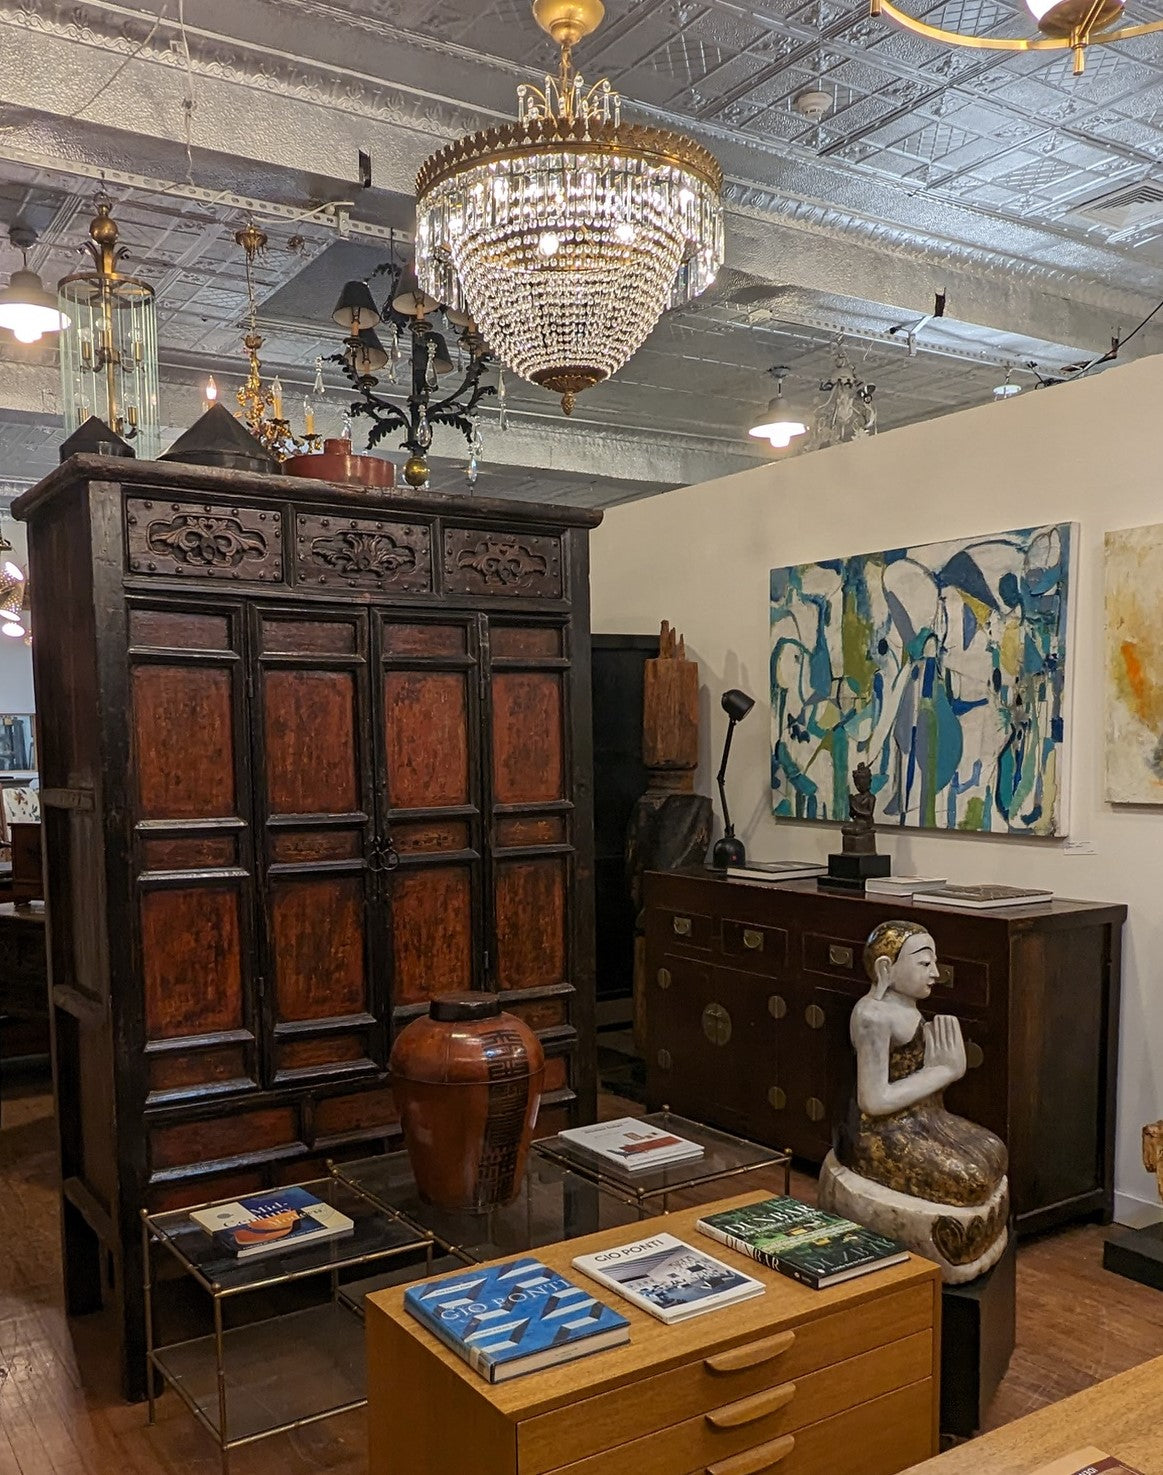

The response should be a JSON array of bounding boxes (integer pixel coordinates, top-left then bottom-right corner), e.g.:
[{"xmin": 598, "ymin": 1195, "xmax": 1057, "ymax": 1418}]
[
  {"xmin": 644, "ymin": 869, "xmax": 1125, "ymax": 1236},
  {"xmin": 15, "ymin": 455, "xmax": 601, "ymax": 1397}
]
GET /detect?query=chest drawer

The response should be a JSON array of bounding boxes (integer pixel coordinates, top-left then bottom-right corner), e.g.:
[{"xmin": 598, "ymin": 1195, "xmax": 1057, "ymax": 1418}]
[
  {"xmin": 720, "ymin": 919, "xmax": 789, "ymax": 976},
  {"xmin": 549, "ymin": 1331, "xmax": 931, "ymax": 1475},
  {"xmin": 518, "ymin": 1281, "xmax": 934, "ymax": 1474},
  {"xmin": 802, "ymin": 931, "xmax": 990, "ymax": 1011},
  {"xmin": 653, "ymin": 907, "xmax": 715, "ymax": 952}
]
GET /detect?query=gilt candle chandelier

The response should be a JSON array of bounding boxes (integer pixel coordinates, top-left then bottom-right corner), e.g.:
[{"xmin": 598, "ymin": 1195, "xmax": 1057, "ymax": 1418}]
[{"xmin": 414, "ymin": 0, "xmax": 723, "ymax": 414}]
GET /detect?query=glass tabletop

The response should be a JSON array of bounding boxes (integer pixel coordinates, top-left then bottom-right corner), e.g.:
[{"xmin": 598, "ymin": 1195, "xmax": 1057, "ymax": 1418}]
[
  {"xmin": 333, "ymin": 1150, "xmax": 643, "ymax": 1263},
  {"xmin": 531, "ymin": 1111, "xmax": 790, "ymax": 1201},
  {"xmin": 143, "ymin": 1177, "xmax": 430, "ymax": 1296}
]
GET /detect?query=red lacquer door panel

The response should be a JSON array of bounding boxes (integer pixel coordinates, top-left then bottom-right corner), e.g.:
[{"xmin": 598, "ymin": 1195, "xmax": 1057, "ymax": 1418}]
[
  {"xmin": 253, "ymin": 608, "xmax": 380, "ymax": 1085},
  {"xmin": 378, "ymin": 616, "xmax": 482, "ymax": 1017},
  {"xmin": 127, "ymin": 600, "xmax": 259, "ymax": 1103}
]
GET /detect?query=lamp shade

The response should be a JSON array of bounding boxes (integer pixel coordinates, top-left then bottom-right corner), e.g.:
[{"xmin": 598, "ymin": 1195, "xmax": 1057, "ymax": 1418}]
[
  {"xmin": 352, "ymin": 326, "xmax": 389, "ymax": 374},
  {"xmin": 721, "ymin": 688, "xmax": 755, "ymax": 723},
  {"xmin": 1025, "ymin": 0, "xmax": 1122, "ymax": 29},
  {"xmin": 392, "ymin": 262, "xmax": 438, "ymax": 318},
  {"xmin": 0, "ymin": 268, "xmax": 69, "ymax": 343},
  {"xmin": 427, "ymin": 330, "xmax": 455, "ymax": 378},
  {"xmin": 749, "ymin": 379, "xmax": 809, "ymax": 449},
  {"xmin": 332, "ymin": 279, "xmax": 381, "ymax": 332}
]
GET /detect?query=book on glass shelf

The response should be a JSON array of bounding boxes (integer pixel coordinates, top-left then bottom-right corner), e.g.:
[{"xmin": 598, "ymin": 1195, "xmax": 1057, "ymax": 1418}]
[
  {"xmin": 556, "ymin": 1116, "xmax": 704, "ymax": 1172},
  {"xmin": 404, "ymin": 1258, "xmax": 629, "ymax": 1383},
  {"xmin": 572, "ymin": 1232, "xmax": 765, "ymax": 1324},
  {"xmin": 696, "ymin": 1195, "xmax": 908, "ymax": 1291},
  {"xmin": 864, "ymin": 874, "xmax": 947, "ymax": 896},
  {"xmin": 724, "ymin": 860, "xmax": 826, "ymax": 883},
  {"xmin": 189, "ymin": 1186, "xmax": 354, "ymax": 1260},
  {"xmin": 1028, "ymin": 1451, "xmax": 1145, "ymax": 1475},
  {"xmin": 912, "ymin": 882, "xmax": 1054, "ymax": 910}
]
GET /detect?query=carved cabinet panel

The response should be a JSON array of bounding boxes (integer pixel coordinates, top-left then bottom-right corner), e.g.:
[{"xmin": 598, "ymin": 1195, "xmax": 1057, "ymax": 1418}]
[
  {"xmin": 295, "ymin": 513, "xmax": 432, "ymax": 593},
  {"xmin": 443, "ymin": 527, "xmax": 563, "ymax": 598},
  {"xmin": 126, "ymin": 497, "xmax": 283, "ymax": 581}
]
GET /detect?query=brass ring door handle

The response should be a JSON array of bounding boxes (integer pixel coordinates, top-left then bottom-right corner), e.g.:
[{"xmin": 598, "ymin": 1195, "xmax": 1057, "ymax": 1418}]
[
  {"xmin": 743, "ymin": 928, "xmax": 764, "ymax": 951},
  {"xmin": 673, "ymin": 915, "xmax": 693, "ymax": 936}
]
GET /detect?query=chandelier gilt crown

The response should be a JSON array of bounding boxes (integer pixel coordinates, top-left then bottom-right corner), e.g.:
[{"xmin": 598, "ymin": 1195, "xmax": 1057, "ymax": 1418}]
[{"xmin": 415, "ymin": 0, "xmax": 724, "ymax": 414}]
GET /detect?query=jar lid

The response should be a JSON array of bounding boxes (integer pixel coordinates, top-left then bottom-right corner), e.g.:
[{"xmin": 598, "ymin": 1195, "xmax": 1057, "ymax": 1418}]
[{"xmin": 429, "ymin": 992, "xmax": 503, "ymax": 1022}]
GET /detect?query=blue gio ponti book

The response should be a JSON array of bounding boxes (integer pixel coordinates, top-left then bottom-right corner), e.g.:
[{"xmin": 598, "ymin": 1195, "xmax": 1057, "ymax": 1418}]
[
  {"xmin": 404, "ymin": 1258, "xmax": 630, "ymax": 1383},
  {"xmin": 189, "ymin": 1186, "xmax": 354, "ymax": 1260}
]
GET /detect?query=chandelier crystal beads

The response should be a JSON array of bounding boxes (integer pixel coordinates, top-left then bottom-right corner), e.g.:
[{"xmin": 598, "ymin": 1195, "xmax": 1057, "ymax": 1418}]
[{"xmin": 414, "ymin": 0, "xmax": 723, "ymax": 414}]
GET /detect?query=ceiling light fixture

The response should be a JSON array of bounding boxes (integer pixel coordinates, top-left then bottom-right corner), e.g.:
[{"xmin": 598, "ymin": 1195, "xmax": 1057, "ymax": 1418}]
[
  {"xmin": 872, "ymin": 0, "xmax": 1163, "ymax": 74},
  {"xmin": 993, "ymin": 365, "xmax": 1022, "ymax": 399},
  {"xmin": 414, "ymin": 0, "xmax": 724, "ymax": 414},
  {"xmin": 814, "ymin": 341, "xmax": 877, "ymax": 447},
  {"xmin": 749, "ymin": 368, "xmax": 810, "ymax": 449},
  {"xmin": 0, "ymin": 225, "xmax": 69, "ymax": 345}
]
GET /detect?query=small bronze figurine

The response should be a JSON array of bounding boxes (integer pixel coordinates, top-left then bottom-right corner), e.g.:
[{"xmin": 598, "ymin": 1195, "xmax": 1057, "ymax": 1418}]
[{"xmin": 841, "ymin": 761, "xmax": 878, "ymax": 856}]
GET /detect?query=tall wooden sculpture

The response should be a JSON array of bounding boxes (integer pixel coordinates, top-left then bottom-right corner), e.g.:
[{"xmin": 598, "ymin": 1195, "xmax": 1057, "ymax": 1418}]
[{"xmin": 626, "ymin": 622, "xmax": 712, "ymax": 1050}]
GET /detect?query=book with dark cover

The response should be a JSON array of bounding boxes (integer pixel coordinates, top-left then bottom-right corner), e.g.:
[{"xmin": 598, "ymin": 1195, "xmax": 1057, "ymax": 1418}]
[
  {"xmin": 1030, "ymin": 1450, "xmax": 1146, "ymax": 1475},
  {"xmin": 697, "ymin": 1196, "xmax": 908, "ymax": 1290},
  {"xmin": 189, "ymin": 1185, "xmax": 355, "ymax": 1259},
  {"xmin": 913, "ymin": 882, "xmax": 1053, "ymax": 909},
  {"xmin": 404, "ymin": 1258, "xmax": 630, "ymax": 1383}
]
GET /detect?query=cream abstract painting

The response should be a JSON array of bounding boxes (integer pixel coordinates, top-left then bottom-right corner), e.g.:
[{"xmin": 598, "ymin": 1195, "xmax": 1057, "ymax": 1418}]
[{"xmin": 1105, "ymin": 523, "xmax": 1163, "ymax": 804}]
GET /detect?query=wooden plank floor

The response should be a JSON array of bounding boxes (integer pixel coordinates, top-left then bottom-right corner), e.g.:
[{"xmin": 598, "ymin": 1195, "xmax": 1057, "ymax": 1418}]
[{"xmin": 2, "ymin": 1083, "xmax": 1163, "ymax": 1475}]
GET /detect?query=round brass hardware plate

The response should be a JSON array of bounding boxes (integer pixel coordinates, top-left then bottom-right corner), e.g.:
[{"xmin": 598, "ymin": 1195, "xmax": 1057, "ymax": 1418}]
[
  {"xmin": 768, "ymin": 994, "xmax": 787, "ymax": 1020},
  {"xmin": 966, "ymin": 1041, "xmax": 984, "ymax": 1069},
  {"xmin": 673, "ymin": 916, "xmax": 692, "ymax": 936},
  {"xmin": 656, "ymin": 1048, "xmax": 672, "ymax": 1070},
  {"xmin": 657, "ymin": 966, "xmax": 672, "ymax": 989},
  {"xmin": 805, "ymin": 1004, "xmax": 825, "ymax": 1030},
  {"xmin": 806, "ymin": 1096, "xmax": 825, "ymax": 1122},
  {"xmin": 702, "ymin": 1002, "xmax": 732, "ymax": 1046},
  {"xmin": 768, "ymin": 1086, "xmax": 787, "ymax": 1110},
  {"xmin": 743, "ymin": 928, "xmax": 764, "ymax": 951}
]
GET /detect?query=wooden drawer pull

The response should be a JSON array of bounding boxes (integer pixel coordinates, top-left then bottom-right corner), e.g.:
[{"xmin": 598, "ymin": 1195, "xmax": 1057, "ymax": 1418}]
[
  {"xmin": 706, "ymin": 1434, "xmax": 796, "ymax": 1475},
  {"xmin": 743, "ymin": 928, "xmax": 764, "ymax": 951},
  {"xmin": 706, "ymin": 1382, "xmax": 795, "ymax": 1430},
  {"xmin": 705, "ymin": 1329, "xmax": 796, "ymax": 1373}
]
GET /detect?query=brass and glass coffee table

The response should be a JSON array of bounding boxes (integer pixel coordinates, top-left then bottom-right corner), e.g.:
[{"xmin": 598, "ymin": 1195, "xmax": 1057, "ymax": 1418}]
[
  {"xmin": 531, "ymin": 1110, "xmax": 792, "ymax": 1214},
  {"xmin": 141, "ymin": 1177, "xmax": 430, "ymax": 1474}
]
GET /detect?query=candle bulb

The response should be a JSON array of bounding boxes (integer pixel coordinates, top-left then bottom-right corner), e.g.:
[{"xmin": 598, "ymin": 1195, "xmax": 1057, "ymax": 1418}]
[
  {"xmin": 204, "ymin": 374, "xmax": 218, "ymax": 411},
  {"xmin": 126, "ymin": 403, "xmax": 138, "ymax": 427},
  {"xmin": 304, "ymin": 399, "xmax": 315, "ymax": 437},
  {"xmin": 271, "ymin": 376, "xmax": 283, "ymax": 421}
]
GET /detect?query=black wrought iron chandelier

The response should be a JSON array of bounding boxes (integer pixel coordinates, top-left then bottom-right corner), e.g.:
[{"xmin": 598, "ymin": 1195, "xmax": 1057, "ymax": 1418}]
[{"xmin": 328, "ymin": 250, "xmax": 502, "ymax": 489}]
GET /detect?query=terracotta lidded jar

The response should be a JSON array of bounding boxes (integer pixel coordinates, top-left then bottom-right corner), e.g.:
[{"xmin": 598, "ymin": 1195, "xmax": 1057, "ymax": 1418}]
[{"xmin": 388, "ymin": 992, "xmax": 545, "ymax": 1210}]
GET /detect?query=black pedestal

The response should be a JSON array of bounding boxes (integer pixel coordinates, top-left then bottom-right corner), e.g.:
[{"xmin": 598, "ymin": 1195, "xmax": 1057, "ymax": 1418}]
[
  {"xmin": 1103, "ymin": 1221, "xmax": 1163, "ymax": 1289},
  {"xmin": 940, "ymin": 1233, "xmax": 1016, "ymax": 1439},
  {"xmin": 818, "ymin": 851, "xmax": 892, "ymax": 891}
]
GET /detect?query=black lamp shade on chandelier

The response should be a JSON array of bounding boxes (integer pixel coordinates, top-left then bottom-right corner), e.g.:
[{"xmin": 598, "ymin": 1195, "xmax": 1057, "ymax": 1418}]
[
  {"xmin": 331, "ymin": 279, "xmax": 381, "ymax": 332},
  {"xmin": 351, "ymin": 326, "xmax": 389, "ymax": 375},
  {"xmin": 712, "ymin": 687, "xmax": 755, "ymax": 869}
]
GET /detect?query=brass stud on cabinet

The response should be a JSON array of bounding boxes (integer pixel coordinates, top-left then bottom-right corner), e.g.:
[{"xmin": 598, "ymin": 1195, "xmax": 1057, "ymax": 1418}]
[
  {"xmin": 805, "ymin": 1004, "xmax": 825, "ymax": 1030},
  {"xmin": 702, "ymin": 1002, "xmax": 732, "ymax": 1046},
  {"xmin": 768, "ymin": 994, "xmax": 787, "ymax": 1020},
  {"xmin": 806, "ymin": 1096, "xmax": 825, "ymax": 1122},
  {"xmin": 768, "ymin": 1085, "xmax": 786, "ymax": 1110},
  {"xmin": 966, "ymin": 1041, "xmax": 984, "ymax": 1069},
  {"xmin": 657, "ymin": 966, "xmax": 672, "ymax": 989}
]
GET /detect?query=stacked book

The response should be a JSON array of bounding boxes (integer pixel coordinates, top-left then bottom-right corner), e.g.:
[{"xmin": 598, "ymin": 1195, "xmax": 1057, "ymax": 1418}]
[
  {"xmin": 696, "ymin": 1196, "xmax": 908, "ymax": 1290},
  {"xmin": 190, "ymin": 1186, "xmax": 354, "ymax": 1260},
  {"xmin": 557, "ymin": 1117, "xmax": 705, "ymax": 1172},
  {"xmin": 864, "ymin": 874, "xmax": 947, "ymax": 897},
  {"xmin": 572, "ymin": 1232, "xmax": 764, "ymax": 1324},
  {"xmin": 725, "ymin": 860, "xmax": 825, "ymax": 884},
  {"xmin": 912, "ymin": 882, "xmax": 1054, "ymax": 909}
]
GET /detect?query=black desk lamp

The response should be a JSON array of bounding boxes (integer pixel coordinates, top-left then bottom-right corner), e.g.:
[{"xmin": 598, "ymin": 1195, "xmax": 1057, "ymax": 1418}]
[{"xmin": 712, "ymin": 687, "xmax": 755, "ymax": 868}]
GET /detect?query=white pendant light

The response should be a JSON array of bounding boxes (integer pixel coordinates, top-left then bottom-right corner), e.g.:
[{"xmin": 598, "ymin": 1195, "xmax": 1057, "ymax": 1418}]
[
  {"xmin": 749, "ymin": 369, "xmax": 809, "ymax": 449},
  {"xmin": 0, "ymin": 225, "xmax": 69, "ymax": 344}
]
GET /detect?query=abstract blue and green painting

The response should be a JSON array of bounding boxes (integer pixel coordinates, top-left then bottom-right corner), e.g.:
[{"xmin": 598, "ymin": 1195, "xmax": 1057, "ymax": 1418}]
[{"xmin": 770, "ymin": 524, "xmax": 1074, "ymax": 836}]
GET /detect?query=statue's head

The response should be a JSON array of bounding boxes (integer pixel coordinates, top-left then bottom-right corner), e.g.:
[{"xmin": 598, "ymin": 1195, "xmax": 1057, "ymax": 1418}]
[
  {"xmin": 852, "ymin": 761, "xmax": 872, "ymax": 793},
  {"xmin": 863, "ymin": 919, "xmax": 939, "ymax": 1002}
]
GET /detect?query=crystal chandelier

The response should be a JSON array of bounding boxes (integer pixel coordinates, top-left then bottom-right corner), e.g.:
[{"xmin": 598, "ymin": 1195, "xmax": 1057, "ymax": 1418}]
[
  {"xmin": 415, "ymin": 0, "xmax": 724, "ymax": 414},
  {"xmin": 813, "ymin": 343, "xmax": 877, "ymax": 448}
]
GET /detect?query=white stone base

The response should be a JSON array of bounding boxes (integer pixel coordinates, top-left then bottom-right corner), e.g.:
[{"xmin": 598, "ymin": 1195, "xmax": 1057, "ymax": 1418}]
[{"xmin": 818, "ymin": 1151, "xmax": 1009, "ymax": 1285}]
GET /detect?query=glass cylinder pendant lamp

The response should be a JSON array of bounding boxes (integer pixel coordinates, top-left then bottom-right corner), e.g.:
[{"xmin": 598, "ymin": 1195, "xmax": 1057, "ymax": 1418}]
[{"xmin": 57, "ymin": 193, "xmax": 161, "ymax": 459}]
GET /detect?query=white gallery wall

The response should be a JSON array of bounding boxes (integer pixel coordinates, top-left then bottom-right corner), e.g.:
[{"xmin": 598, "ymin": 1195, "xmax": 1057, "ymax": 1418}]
[{"xmin": 590, "ymin": 351, "xmax": 1163, "ymax": 1224}]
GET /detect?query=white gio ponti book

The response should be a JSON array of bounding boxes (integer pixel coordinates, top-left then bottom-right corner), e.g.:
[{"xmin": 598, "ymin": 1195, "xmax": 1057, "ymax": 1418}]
[
  {"xmin": 573, "ymin": 1232, "xmax": 765, "ymax": 1324},
  {"xmin": 557, "ymin": 1117, "xmax": 704, "ymax": 1172}
]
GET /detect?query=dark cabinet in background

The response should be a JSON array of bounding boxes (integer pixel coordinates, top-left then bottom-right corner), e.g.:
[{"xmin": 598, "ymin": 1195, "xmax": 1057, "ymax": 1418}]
[
  {"xmin": 16, "ymin": 455, "xmax": 601, "ymax": 1396},
  {"xmin": 644, "ymin": 868, "xmax": 1125, "ymax": 1237}
]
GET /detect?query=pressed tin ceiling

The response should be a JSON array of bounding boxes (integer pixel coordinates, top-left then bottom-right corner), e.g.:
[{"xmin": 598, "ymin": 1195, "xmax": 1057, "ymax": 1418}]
[{"xmin": 0, "ymin": 0, "xmax": 1158, "ymax": 505}]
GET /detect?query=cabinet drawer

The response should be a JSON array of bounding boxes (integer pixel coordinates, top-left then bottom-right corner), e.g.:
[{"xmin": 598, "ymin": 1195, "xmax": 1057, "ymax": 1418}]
[
  {"xmin": 549, "ymin": 1333, "xmax": 932, "ymax": 1475},
  {"xmin": 519, "ymin": 1282, "xmax": 934, "ymax": 1474},
  {"xmin": 688, "ymin": 1375, "xmax": 935, "ymax": 1475},
  {"xmin": 803, "ymin": 932, "xmax": 989, "ymax": 1010},
  {"xmin": 721, "ymin": 919, "xmax": 789, "ymax": 975},
  {"xmin": 654, "ymin": 908, "xmax": 715, "ymax": 951}
]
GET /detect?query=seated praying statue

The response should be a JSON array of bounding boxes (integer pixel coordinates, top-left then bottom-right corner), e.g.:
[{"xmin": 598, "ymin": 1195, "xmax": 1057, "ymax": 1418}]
[{"xmin": 818, "ymin": 919, "xmax": 1010, "ymax": 1283}]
